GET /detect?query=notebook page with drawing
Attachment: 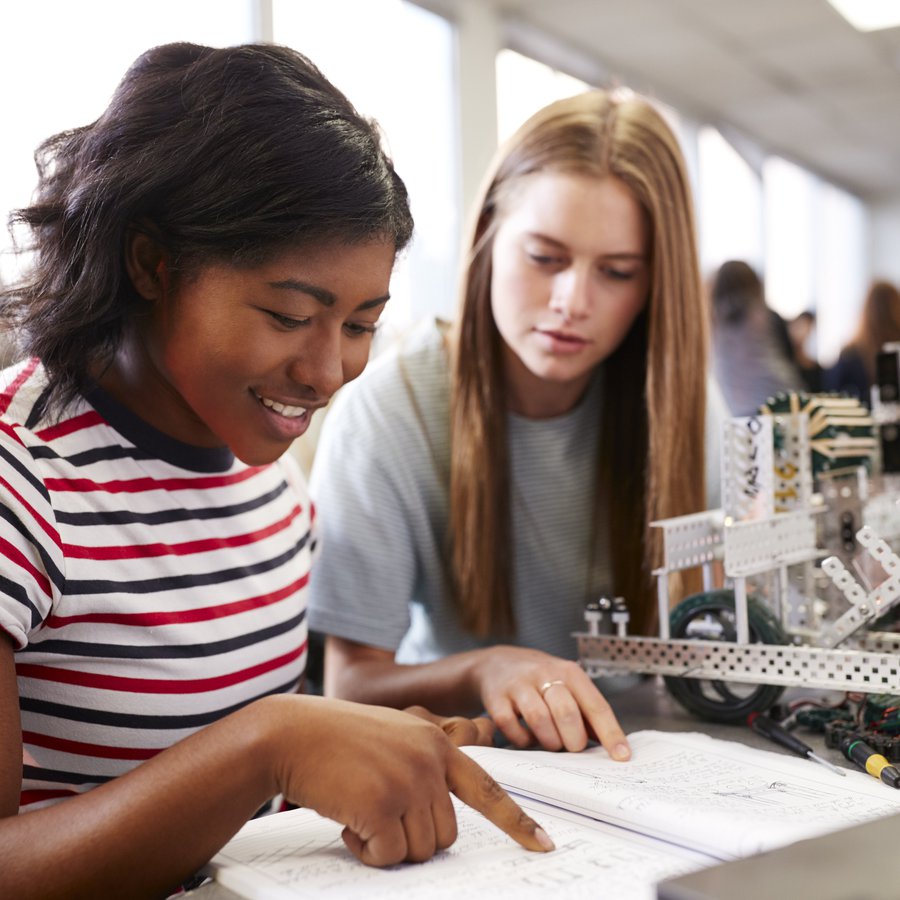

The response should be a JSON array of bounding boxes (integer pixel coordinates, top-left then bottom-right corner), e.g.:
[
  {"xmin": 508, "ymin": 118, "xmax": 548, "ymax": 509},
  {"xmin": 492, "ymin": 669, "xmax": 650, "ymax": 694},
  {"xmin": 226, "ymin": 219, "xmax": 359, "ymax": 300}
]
[
  {"xmin": 206, "ymin": 730, "xmax": 900, "ymax": 899},
  {"xmin": 206, "ymin": 794, "xmax": 714, "ymax": 900},
  {"xmin": 465, "ymin": 729, "xmax": 900, "ymax": 859}
]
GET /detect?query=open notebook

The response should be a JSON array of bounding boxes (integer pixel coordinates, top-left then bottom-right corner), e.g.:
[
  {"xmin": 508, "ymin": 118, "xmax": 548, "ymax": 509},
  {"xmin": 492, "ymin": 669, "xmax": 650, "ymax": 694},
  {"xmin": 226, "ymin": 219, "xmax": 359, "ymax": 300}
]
[{"xmin": 206, "ymin": 730, "xmax": 900, "ymax": 899}]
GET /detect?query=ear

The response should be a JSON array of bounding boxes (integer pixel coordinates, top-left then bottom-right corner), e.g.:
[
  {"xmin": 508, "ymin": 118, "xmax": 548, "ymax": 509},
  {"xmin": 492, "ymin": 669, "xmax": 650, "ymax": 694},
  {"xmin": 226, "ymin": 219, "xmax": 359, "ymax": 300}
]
[{"xmin": 124, "ymin": 229, "xmax": 167, "ymax": 301}]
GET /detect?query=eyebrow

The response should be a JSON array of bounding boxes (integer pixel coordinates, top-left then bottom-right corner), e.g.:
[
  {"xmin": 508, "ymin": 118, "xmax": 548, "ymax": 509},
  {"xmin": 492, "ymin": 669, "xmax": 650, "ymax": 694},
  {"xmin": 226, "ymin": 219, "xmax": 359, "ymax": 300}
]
[
  {"xmin": 527, "ymin": 233, "xmax": 646, "ymax": 259},
  {"xmin": 268, "ymin": 279, "xmax": 390, "ymax": 310}
]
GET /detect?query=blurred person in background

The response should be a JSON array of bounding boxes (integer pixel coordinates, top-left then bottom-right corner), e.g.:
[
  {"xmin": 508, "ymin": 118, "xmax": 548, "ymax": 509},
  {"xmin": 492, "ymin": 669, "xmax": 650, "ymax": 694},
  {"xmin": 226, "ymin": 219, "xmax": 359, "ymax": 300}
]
[
  {"xmin": 824, "ymin": 280, "xmax": 900, "ymax": 405},
  {"xmin": 710, "ymin": 259, "xmax": 805, "ymax": 415},
  {"xmin": 787, "ymin": 309, "xmax": 824, "ymax": 393}
]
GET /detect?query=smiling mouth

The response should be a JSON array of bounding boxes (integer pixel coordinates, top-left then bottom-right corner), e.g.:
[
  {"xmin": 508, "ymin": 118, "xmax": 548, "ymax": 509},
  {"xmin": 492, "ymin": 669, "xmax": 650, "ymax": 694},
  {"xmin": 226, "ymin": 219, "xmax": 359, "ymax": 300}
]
[{"xmin": 255, "ymin": 393, "xmax": 309, "ymax": 419}]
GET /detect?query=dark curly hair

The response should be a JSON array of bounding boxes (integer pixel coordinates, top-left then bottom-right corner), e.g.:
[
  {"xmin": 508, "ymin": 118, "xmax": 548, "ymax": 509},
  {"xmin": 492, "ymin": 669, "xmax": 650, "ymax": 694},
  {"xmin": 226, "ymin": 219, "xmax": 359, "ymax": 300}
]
[{"xmin": 1, "ymin": 42, "xmax": 413, "ymax": 413}]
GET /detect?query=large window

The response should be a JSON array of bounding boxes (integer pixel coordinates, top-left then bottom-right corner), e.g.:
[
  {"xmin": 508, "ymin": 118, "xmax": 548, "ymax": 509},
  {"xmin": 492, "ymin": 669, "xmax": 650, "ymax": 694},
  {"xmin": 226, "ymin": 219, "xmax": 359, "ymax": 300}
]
[
  {"xmin": 0, "ymin": 0, "xmax": 255, "ymax": 285},
  {"xmin": 273, "ymin": 0, "xmax": 458, "ymax": 331},
  {"xmin": 765, "ymin": 157, "xmax": 867, "ymax": 365},
  {"xmin": 813, "ymin": 182, "xmax": 868, "ymax": 366},
  {"xmin": 763, "ymin": 158, "xmax": 817, "ymax": 322},
  {"xmin": 697, "ymin": 127, "xmax": 764, "ymax": 278},
  {"xmin": 496, "ymin": 49, "xmax": 590, "ymax": 144}
]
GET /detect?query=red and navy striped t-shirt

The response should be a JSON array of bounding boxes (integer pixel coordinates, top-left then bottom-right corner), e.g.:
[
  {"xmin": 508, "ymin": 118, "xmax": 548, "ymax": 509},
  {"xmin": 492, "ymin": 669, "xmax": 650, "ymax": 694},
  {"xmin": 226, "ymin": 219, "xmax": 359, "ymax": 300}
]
[{"xmin": 0, "ymin": 359, "xmax": 311, "ymax": 812}]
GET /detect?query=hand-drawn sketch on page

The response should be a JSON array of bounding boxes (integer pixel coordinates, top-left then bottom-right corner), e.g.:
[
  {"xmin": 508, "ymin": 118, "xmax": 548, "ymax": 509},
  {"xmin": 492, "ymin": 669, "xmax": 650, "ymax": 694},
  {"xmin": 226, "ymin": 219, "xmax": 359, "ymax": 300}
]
[
  {"xmin": 207, "ymin": 795, "xmax": 714, "ymax": 900},
  {"xmin": 466, "ymin": 729, "xmax": 900, "ymax": 859}
]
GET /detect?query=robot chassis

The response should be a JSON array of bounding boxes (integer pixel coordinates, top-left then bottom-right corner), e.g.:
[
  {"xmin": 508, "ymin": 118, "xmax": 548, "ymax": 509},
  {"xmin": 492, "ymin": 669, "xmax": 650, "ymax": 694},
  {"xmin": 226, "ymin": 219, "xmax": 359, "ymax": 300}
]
[{"xmin": 577, "ymin": 349, "xmax": 900, "ymax": 722}]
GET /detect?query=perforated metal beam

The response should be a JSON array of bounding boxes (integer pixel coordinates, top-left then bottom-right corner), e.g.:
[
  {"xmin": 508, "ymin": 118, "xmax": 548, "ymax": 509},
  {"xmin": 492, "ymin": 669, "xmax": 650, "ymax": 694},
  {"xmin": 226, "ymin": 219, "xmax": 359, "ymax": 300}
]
[{"xmin": 577, "ymin": 633, "xmax": 900, "ymax": 692}]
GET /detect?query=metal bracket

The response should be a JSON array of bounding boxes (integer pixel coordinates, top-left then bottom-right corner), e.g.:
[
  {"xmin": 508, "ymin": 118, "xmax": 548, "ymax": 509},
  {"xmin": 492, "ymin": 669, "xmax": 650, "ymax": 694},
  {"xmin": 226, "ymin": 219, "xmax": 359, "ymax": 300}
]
[{"xmin": 576, "ymin": 633, "xmax": 900, "ymax": 693}]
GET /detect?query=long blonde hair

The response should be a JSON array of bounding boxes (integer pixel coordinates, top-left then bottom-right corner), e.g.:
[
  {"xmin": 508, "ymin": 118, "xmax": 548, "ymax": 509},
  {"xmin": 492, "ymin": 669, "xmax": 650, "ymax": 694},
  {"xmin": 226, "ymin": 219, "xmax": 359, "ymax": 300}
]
[{"xmin": 448, "ymin": 90, "xmax": 708, "ymax": 638}]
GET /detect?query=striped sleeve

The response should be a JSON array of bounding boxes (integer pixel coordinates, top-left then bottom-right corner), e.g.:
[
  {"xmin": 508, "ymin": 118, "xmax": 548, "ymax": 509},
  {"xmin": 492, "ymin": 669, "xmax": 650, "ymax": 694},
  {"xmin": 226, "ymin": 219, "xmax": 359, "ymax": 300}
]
[
  {"xmin": 0, "ymin": 363, "xmax": 311, "ymax": 812},
  {"xmin": 0, "ymin": 371, "xmax": 64, "ymax": 648}
]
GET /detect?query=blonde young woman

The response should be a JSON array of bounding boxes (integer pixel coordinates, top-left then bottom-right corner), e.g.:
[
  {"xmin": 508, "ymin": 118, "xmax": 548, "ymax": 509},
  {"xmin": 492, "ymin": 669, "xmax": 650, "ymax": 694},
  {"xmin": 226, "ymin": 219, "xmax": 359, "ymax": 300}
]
[{"xmin": 308, "ymin": 90, "xmax": 724, "ymax": 759}]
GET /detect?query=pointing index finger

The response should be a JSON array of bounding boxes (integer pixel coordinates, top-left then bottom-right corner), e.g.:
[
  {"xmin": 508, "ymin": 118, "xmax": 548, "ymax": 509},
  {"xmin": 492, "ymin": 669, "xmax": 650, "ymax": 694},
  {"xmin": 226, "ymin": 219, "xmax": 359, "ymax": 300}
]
[
  {"xmin": 570, "ymin": 681, "xmax": 631, "ymax": 760},
  {"xmin": 444, "ymin": 748, "xmax": 555, "ymax": 853}
]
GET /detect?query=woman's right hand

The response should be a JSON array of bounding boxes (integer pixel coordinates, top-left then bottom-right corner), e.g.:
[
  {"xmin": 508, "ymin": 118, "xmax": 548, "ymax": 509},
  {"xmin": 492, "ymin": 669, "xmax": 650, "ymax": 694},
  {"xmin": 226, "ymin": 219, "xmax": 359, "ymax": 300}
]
[
  {"xmin": 323, "ymin": 636, "xmax": 630, "ymax": 759},
  {"xmin": 261, "ymin": 694, "xmax": 554, "ymax": 867},
  {"xmin": 469, "ymin": 646, "xmax": 631, "ymax": 758}
]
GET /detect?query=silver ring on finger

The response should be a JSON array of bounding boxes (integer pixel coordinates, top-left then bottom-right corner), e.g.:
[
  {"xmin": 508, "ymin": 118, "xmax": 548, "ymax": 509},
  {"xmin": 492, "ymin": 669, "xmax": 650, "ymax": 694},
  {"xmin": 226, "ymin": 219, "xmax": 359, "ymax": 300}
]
[{"xmin": 539, "ymin": 679, "xmax": 565, "ymax": 698}]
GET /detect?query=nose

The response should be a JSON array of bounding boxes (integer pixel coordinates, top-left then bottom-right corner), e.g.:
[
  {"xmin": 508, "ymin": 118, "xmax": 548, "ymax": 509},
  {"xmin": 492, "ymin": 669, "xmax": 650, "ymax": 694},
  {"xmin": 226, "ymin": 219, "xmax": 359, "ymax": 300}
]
[
  {"xmin": 549, "ymin": 267, "xmax": 591, "ymax": 323},
  {"xmin": 287, "ymin": 328, "xmax": 346, "ymax": 402}
]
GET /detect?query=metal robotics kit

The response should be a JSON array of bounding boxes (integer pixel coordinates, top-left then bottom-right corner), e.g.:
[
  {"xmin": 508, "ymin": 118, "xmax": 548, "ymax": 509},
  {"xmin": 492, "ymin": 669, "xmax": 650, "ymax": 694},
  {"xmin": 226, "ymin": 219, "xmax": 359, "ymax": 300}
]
[{"xmin": 578, "ymin": 345, "xmax": 900, "ymax": 725}]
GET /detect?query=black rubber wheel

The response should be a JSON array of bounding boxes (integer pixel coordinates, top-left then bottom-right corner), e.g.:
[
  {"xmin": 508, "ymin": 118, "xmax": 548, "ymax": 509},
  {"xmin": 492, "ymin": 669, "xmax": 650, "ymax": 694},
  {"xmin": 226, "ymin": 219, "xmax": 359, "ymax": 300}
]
[{"xmin": 663, "ymin": 588, "xmax": 787, "ymax": 724}]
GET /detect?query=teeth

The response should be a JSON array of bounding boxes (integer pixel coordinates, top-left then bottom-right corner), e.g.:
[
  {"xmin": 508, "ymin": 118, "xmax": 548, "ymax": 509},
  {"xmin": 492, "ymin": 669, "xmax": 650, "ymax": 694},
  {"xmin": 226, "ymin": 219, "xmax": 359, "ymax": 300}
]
[{"xmin": 258, "ymin": 395, "xmax": 307, "ymax": 419}]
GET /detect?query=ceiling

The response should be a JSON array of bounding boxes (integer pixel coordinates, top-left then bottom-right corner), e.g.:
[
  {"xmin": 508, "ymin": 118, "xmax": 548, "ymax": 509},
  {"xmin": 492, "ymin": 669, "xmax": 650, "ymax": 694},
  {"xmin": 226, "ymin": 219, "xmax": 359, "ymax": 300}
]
[{"xmin": 435, "ymin": 0, "xmax": 900, "ymax": 203}]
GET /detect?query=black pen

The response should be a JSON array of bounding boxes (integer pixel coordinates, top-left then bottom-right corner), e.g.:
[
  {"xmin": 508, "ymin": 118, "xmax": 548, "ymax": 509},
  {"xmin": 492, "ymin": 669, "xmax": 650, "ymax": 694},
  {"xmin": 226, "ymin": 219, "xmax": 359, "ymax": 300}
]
[
  {"xmin": 747, "ymin": 712, "xmax": 846, "ymax": 776},
  {"xmin": 839, "ymin": 734, "xmax": 900, "ymax": 788}
]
